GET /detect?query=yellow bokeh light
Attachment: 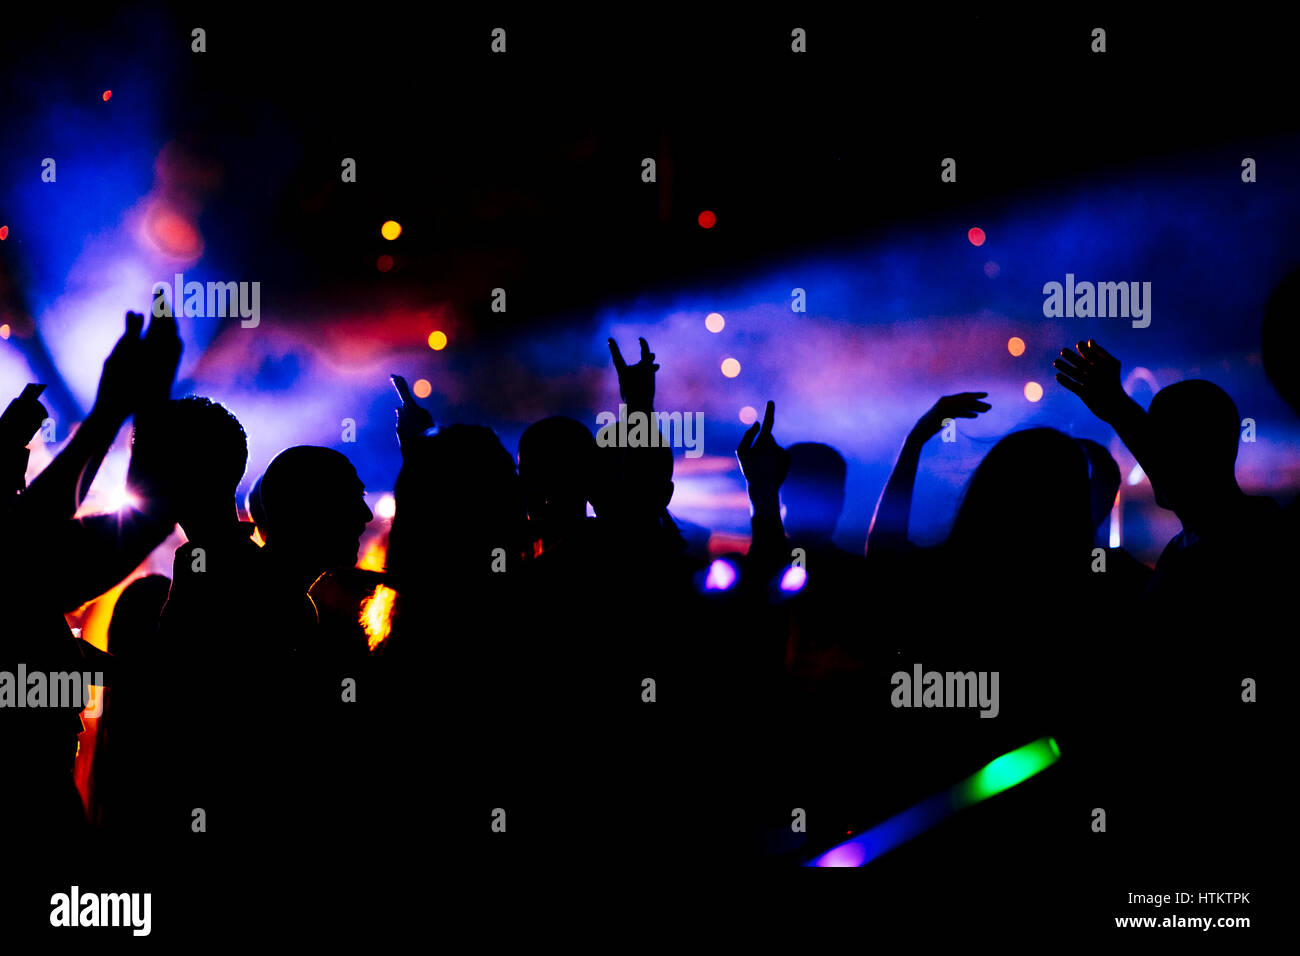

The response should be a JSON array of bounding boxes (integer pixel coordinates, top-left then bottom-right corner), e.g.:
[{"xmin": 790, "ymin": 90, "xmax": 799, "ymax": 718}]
[
  {"xmin": 381, "ymin": 220, "xmax": 402, "ymax": 240},
  {"xmin": 413, "ymin": 378, "xmax": 432, "ymax": 399},
  {"xmin": 721, "ymin": 358, "xmax": 741, "ymax": 378},
  {"xmin": 0, "ymin": 324, "xmax": 9, "ymax": 339},
  {"xmin": 428, "ymin": 330, "xmax": 448, "ymax": 350},
  {"xmin": 1024, "ymin": 381, "xmax": 1043, "ymax": 402},
  {"xmin": 705, "ymin": 312, "xmax": 726, "ymax": 333},
  {"xmin": 1007, "ymin": 336, "xmax": 1025, "ymax": 357}
]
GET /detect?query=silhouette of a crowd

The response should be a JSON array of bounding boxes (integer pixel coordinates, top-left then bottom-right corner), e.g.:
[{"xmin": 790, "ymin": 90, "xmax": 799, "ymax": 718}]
[{"xmin": 2, "ymin": 272, "xmax": 1294, "ymax": 888}]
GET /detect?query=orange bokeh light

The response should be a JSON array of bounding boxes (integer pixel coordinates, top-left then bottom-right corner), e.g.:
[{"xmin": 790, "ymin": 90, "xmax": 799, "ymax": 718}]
[{"xmin": 1007, "ymin": 336, "xmax": 1026, "ymax": 357}]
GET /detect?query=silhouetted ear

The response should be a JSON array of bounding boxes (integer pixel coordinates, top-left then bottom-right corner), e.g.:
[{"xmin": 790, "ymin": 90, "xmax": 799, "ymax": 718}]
[{"xmin": 659, "ymin": 480, "xmax": 675, "ymax": 511}]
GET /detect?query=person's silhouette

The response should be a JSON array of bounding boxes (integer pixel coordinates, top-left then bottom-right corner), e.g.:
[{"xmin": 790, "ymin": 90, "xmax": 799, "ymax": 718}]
[
  {"xmin": 517, "ymin": 415, "xmax": 596, "ymax": 559},
  {"xmin": 1055, "ymin": 340, "xmax": 1283, "ymax": 622},
  {"xmin": 92, "ymin": 574, "xmax": 171, "ymax": 832},
  {"xmin": 783, "ymin": 442, "xmax": 847, "ymax": 544},
  {"xmin": 1, "ymin": 305, "xmax": 180, "ymax": 854},
  {"xmin": 246, "ymin": 446, "xmax": 373, "ymax": 597}
]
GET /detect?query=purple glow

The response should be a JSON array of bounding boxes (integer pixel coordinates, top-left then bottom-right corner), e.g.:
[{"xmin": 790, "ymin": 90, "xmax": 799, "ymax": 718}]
[
  {"xmin": 815, "ymin": 843, "xmax": 867, "ymax": 867},
  {"xmin": 704, "ymin": 558, "xmax": 738, "ymax": 591},
  {"xmin": 779, "ymin": 565, "xmax": 807, "ymax": 592}
]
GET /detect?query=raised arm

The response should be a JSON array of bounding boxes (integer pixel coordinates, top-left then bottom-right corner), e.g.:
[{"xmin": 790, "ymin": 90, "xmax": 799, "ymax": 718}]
[
  {"xmin": 1053, "ymin": 341, "xmax": 1168, "ymax": 501},
  {"xmin": 736, "ymin": 400, "xmax": 791, "ymax": 571},
  {"xmin": 31, "ymin": 303, "xmax": 183, "ymax": 610},
  {"xmin": 21, "ymin": 311, "xmax": 146, "ymax": 519},
  {"xmin": 391, "ymin": 373, "xmax": 436, "ymax": 461},
  {"xmin": 867, "ymin": 392, "xmax": 989, "ymax": 555}
]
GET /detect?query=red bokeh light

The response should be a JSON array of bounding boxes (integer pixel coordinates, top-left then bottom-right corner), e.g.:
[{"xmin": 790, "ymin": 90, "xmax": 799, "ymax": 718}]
[
  {"xmin": 0, "ymin": 225, "xmax": 8, "ymax": 241},
  {"xmin": 102, "ymin": 90, "xmax": 112, "ymax": 102},
  {"xmin": 968, "ymin": 227, "xmax": 985, "ymax": 246},
  {"xmin": 698, "ymin": 210, "xmax": 717, "ymax": 229},
  {"xmin": 377, "ymin": 254, "xmax": 394, "ymax": 272}
]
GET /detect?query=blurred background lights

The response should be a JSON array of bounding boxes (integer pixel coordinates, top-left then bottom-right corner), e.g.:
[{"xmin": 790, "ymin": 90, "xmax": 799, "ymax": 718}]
[
  {"xmin": 412, "ymin": 378, "xmax": 432, "ymax": 399},
  {"xmin": 967, "ymin": 226, "xmax": 985, "ymax": 246},
  {"xmin": 704, "ymin": 558, "xmax": 738, "ymax": 591},
  {"xmin": 381, "ymin": 220, "xmax": 402, "ymax": 240},
  {"xmin": 720, "ymin": 358, "xmax": 741, "ymax": 378},
  {"xmin": 376, "ymin": 254, "xmax": 394, "ymax": 272},
  {"xmin": 427, "ymin": 330, "xmax": 448, "ymax": 350},
  {"xmin": 1007, "ymin": 336, "xmax": 1025, "ymax": 357},
  {"xmin": 779, "ymin": 565, "xmax": 807, "ymax": 593},
  {"xmin": 739, "ymin": 405, "xmax": 758, "ymax": 425},
  {"xmin": 698, "ymin": 210, "xmax": 716, "ymax": 229},
  {"xmin": 375, "ymin": 494, "xmax": 397, "ymax": 519},
  {"xmin": 101, "ymin": 90, "xmax": 111, "ymax": 102},
  {"xmin": 705, "ymin": 312, "xmax": 725, "ymax": 333},
  {"xmin": 1023, "ymin": 381, "xmax": 1043, "ymax": 402}
]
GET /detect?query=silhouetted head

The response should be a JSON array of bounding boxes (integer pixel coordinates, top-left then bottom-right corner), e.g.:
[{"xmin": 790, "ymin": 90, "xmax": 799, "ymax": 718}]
[
  {"xmin": 1262, "ymin": 266, "xmax": 1300, "ymax": 417},
  {"xmin": 1146, "ymin": 380, "xmax": 1241, "ymax": 509},
  {"xmin": 590, "ymin": 442, "xmax": 675, "ymax": 533},
  {"xmin": 389, "ymin": 425, "xmax": 524, "ymax": 583},
  {"xmin": 1078, "ymin": 439, "xmax": 1121, "ymax": 531},
  {"xmin": 133, "ymin": 396, "xmax": 247, "ymax": 523},
  {"xmin": 948, "ymin": 427, "xmax": 1092, "ymax": 570},
  {"xmin": 518, "ymin": 416, "xmax": 595, "ymax": 527},
  {"xmin": 247, "ymin": 446, "xmax": 372, "ymax": 574},
  {"xmin": 782, "ymin": 442, "xmax": 847, "ymax": 538},
  {"xmin": 107, "ymin": 574, "xmax": 171, "ymax": 660}
]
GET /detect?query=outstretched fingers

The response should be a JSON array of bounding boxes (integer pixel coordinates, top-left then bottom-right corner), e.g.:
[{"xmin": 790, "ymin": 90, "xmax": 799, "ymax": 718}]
[
  {"xmin": 608, "ymin": 337, "xmax": 627, "ymax": 372},
  {"xmin": 758, "ymin": 399, "xmax": 776, "ymax": 441}
]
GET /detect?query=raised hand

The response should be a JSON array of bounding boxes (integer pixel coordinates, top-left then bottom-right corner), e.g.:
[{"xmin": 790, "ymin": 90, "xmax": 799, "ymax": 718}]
[
  {"xmin": 93, "ymin": 311, "xmax": 146, "ymax": 421},
  {"xmin": 736, "ymin": 400, "xmax": 790, "ymax": 516},
  {"xmin": 608, "ymin": 336, "xmax": 658, "ymax": 410},
  {"xmin": 1054, "ymin": 340, "xmax": 1126, "ymax": 422},
  {"xmin": 138, "ymin": 294, "xmax": 182, "ymax": 409},
  {"xmin": 911, "ymin": 392, "xmax": 990, "ymax": 442},
  {"xmin": 93, "ymin": 301, "xmax": 182, "ymax": 422},
  {"xmin": 391, "ymin": 373, "xmax": 435, "ymax": 456},
  {"xmin": 1, "ymin": 384, "xmax": 49, "ymax": 447}
]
